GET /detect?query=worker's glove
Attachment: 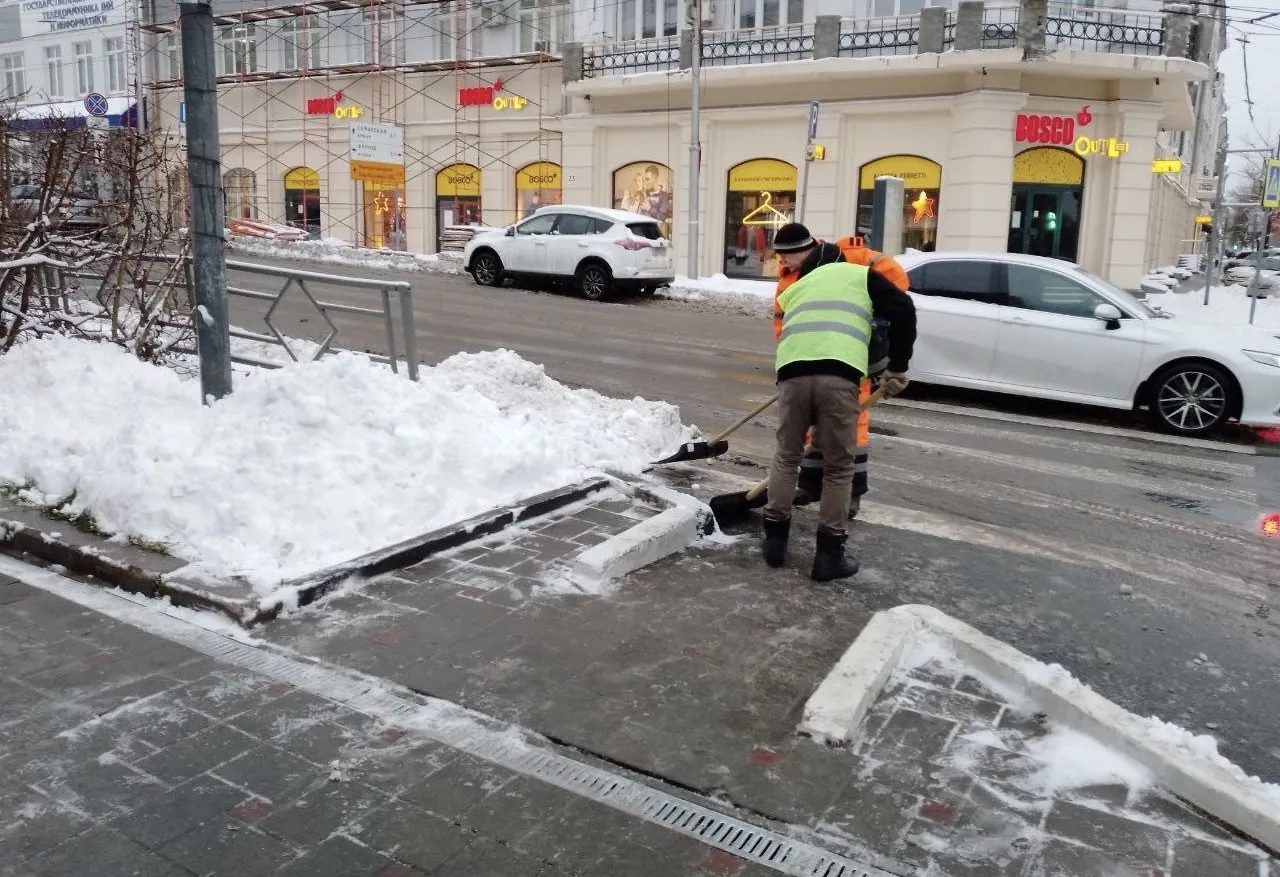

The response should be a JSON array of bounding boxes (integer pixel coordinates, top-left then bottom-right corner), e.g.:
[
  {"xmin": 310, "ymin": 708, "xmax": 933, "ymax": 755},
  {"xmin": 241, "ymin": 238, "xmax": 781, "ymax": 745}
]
[{"xmin": 880, "ymin": 371, "xmax": 910, "ymax": 398}]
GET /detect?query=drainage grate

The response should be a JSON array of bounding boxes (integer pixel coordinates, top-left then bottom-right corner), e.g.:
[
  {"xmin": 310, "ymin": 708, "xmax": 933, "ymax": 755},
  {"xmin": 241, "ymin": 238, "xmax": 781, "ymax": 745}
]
[{"xmin": 1, "ymin": 557, "xmax": 910, "ymax": 877}]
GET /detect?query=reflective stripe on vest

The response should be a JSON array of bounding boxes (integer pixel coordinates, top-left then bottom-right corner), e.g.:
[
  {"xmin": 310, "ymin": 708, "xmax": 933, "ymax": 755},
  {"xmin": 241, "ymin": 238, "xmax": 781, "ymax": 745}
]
[{"xmin": 775, "ymin": 263, "xmax": 872, "ymax": 376}]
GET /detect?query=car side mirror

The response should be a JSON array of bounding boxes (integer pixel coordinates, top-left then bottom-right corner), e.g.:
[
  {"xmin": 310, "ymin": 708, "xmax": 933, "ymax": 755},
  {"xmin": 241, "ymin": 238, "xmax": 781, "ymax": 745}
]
[
  {"xmin": 1093, "ymin": 302, "xmax": 1122, "ymax": 330},
  {"xmin": 505, "ymin": 227, "xmax": 516, "ymax": 237}
]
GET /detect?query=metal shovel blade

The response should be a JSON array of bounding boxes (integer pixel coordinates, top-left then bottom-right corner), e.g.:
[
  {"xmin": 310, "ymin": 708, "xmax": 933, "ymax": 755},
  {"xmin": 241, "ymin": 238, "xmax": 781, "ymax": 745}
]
[{"xmin": 651, "ymin": 438, "xmax": 730, "ymax": 466}]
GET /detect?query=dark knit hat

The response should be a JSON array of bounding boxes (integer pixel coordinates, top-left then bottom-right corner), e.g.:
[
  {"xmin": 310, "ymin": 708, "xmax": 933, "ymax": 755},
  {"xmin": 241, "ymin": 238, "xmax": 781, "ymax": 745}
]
[{"xmin": 772, "ymin": 222, "xmax": 815, "ymax": 253}]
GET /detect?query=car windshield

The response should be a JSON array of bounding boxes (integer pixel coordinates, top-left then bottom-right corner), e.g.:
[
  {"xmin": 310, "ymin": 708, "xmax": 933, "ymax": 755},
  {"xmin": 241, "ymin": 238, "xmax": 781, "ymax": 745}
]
[{"xmin": 1072, "ymin": 266, "xmax": 1160, "ymax": 317}]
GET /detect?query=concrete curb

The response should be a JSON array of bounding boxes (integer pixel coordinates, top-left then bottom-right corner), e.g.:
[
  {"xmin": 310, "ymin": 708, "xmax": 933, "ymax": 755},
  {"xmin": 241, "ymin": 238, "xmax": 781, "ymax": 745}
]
[
  {"xmin": 799, "ymin": 609, "xmax": 914, "ymax": 746},
  {"xmin": 800, "ymin": 603, "xmax": 1280, "ymax": 853},
  {"xmin": 1, "ymin": 477, "xmax": 610, "ymax": 628},
  {"xmin": 571, "ymin": 475, "xmax": 716, "ymax": 583}
]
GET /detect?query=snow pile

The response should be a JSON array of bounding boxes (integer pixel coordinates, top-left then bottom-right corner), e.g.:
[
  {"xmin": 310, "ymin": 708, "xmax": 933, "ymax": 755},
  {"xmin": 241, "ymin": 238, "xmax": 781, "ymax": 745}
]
[
  {"xmin": 227, "ymin": 236, "xmax": 464, "ymax": 275},
  {"xmin": 0, "ymin": 337, "xmax": 691, "ymax": 589},
  {"xmin": 1148, "ymin": 283, "xmax": 1279, "ymax": 328},
  {"xmin": 656, "ymin": 273, "xmax": 775, "ymax": 316}
]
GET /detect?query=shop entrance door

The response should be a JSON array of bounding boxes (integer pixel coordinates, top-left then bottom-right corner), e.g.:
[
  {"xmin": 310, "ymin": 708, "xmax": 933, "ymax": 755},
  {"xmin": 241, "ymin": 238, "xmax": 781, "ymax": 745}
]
[{"xmin": 1008, "ymin": 185, "xmax": 1082, "ymax": 262}]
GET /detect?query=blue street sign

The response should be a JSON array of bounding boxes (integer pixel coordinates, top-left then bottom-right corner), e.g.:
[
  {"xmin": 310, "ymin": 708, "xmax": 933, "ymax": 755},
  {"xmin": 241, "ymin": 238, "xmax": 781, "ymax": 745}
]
[
  {"xmin": 84, "ymin": 92, "xmax": 109, "ymax": 117},
  {"xmin": 178, "ymin": 101, "xmax": 186, "ymax": 123},
  {"xmin": 807, "ymin": 100, "xmax": 820, "ymax": 141}
]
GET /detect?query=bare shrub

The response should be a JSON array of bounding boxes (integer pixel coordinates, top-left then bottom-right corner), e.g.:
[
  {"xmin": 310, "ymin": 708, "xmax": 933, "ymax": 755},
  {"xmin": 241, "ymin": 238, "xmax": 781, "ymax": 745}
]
[{"xmin": 1, "ymin": 103, "xmax": 196, "ymax": 363}]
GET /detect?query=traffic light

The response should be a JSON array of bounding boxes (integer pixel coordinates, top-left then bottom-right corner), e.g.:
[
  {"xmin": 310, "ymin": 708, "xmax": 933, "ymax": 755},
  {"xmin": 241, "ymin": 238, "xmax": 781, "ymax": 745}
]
[{"xmin": 1044, "ymin": 211, "xmax": 1058, "ymax": 232}]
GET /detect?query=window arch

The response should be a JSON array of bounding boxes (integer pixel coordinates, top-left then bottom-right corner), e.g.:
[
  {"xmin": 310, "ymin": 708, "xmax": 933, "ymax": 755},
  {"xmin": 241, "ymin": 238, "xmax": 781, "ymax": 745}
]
[
  {"xmin": 283, "ymin": 166, "xmax": 321, "ymax": 236},
  {"xmin": 514, "ymin": 161, "xmax": 562, "ymax": 222},
  {"xmin": 223, "ymin": 167, "xmax": 257, "ymax": 220},
  {"xmin": 612, "ymin": 161, "xmax": 673, "ymax": 240},
  {"xmin": 855, "ymin": 154, "xmax": 942, "ymax": 252},
  {"xmin": 724, "ymin": 158, "xmax": 797, "ymax": 279},
  {"xmin": 1012, "ymin": 146, "xmax": 1085, "ymax": 186}
]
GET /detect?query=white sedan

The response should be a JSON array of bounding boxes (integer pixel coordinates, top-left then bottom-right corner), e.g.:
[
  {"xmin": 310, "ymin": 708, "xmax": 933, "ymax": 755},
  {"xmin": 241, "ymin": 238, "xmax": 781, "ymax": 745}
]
[
  {"xmin": 462, "ymin": 205, "xmax": 675, "ymax": 301},
  {"xmin": 897, "ymin": 251, "xmax": 1280, "ymax": 437}
]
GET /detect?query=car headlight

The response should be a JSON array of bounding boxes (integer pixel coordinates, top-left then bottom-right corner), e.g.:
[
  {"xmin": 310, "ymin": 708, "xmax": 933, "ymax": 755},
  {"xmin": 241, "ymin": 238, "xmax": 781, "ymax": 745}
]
[{"xmin": 1243, "ymin": 350, "xmax": 1280, "ymax": 368}]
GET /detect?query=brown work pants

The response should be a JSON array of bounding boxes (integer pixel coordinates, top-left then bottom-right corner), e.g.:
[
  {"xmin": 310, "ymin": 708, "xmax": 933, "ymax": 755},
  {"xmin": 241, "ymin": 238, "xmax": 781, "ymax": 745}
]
[{"xmin": 764, "ymin": 374, "xmax": 861, "ymax": 533}]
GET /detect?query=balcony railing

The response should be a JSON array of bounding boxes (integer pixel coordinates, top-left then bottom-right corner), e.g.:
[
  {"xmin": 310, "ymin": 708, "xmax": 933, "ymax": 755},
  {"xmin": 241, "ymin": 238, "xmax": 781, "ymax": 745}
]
[
  {"xmin": 575, "ymin": 0, "xmax": 1172, "ymax": 79},
  {"xmin": 837, "ymin": 16, "xmax": 919, "ymax": 58}
]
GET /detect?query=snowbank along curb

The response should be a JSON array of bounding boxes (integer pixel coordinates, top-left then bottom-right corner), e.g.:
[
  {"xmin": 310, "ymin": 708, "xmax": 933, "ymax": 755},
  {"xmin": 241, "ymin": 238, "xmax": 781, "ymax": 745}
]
[
  {"xmin": 572, "ymin": 476, "xmax": 715, "ymax": 584},
  {"xmin": 0, "ymin": 478, "xmax": 611, "ymax": 628},
  {"xmin": 800, "ymin": 603, "xmax": 1280, "ymax": 854}
]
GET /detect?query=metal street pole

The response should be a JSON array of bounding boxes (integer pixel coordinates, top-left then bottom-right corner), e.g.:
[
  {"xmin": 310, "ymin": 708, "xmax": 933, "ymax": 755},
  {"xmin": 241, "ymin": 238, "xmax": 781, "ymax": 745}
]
[
  {"xmin": 798, "ymin": 100, "xmax": 818, "ymax": 224},
  {"xmin": 180, "ymin": 0, "xmax": 233, "ymax": 402},
  {"xmin": 1202, "ymin": 141, "xmax": 1227, "ymax": 306},
  {"xmin": 685, "ymin": 0, "xmax": 703, "ymax": 280}
]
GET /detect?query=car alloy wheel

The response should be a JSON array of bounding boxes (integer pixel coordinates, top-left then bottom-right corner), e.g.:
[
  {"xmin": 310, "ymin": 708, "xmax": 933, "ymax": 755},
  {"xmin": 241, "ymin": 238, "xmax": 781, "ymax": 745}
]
[
  {"xmin": 472, "ymin": 252, "xmax": 503, "ymax": 286},
  {"xmin": 1153, "ymin": 366, "xmax": 1229, "ymax": 435},
  {"xmin": 579, "ymin": 264, "xmax": 611, "ymax": 300}
]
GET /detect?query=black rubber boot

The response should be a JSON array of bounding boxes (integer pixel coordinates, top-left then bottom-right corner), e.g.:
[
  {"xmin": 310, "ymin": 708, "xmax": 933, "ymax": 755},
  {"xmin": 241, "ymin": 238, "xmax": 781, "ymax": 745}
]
[
  {"xmin": 811, "ymin": 527, "xmax": 860, "ymax": 582},
  {"xmin": 761, "ymin": 515, "xmax": 791, "ymax": 568},
  {"xmin": 848, "ymin": 495, "xmax": 862, "ymax": 520}
]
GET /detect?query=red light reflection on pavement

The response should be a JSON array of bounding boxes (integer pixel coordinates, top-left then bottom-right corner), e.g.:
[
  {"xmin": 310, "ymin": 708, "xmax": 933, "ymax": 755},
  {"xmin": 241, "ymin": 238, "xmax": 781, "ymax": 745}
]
[{"xmin": 1261, "ymin": 513, "xmax": 1280, "ymax": 538}]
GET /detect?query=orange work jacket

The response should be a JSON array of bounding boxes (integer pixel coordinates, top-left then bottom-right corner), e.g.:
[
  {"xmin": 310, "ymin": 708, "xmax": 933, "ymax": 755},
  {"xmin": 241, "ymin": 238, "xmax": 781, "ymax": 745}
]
[{"xmin": 772, "ymin": 236, "xmax": 910, "ymax": 341}]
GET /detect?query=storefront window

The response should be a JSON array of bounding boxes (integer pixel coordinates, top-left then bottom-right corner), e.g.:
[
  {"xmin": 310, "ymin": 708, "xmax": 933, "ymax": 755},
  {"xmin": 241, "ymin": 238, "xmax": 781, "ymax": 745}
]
[
  {"xmin": 1009, "ymin": 147, "xmax": 1085, "ymax": 263},
  {"xmin": 283, "ymin": 166, "xmax": 320, "ymax": 237},
  {"xmin": 515, "ymin": 160, "xmax": 562, "ymax": 222},
  {"xmin": 223, "ymin": 167, "xmax": 256, "ymax": 220},
  {"xmin": 855, "ymin": 155, "xmax": 942, "ymax": 252},
  {"xmin": 363, "ymin": 187, "xmax": 408, "ymax": 250},
  {"xmin": 723, "ymin": 158, "xmax": 796, "ymax": 279},
  {"xmin": 436, "ymin": 162, "xmax": 482, "ymax": 252},
  {"xmin": 612, "ymin": 161, "xmax": 673, "ymax": 240}
]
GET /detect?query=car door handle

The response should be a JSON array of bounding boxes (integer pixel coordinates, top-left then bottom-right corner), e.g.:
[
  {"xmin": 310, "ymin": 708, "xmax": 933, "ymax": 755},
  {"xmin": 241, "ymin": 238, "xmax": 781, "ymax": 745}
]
[
  {"xmin": 1006, "ymin": 315, "xmax": 1029, "ymax": 325},
  {"xmin": 577, "ymin": 242, "xmax": 589, "ymax": 247}
]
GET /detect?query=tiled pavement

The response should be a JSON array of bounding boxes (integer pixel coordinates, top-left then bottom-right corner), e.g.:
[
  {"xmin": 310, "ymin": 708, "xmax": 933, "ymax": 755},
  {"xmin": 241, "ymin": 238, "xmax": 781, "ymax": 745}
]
[{"xmin": 2, "ymin": 487, "xmax": 1277, "ymax": 876}]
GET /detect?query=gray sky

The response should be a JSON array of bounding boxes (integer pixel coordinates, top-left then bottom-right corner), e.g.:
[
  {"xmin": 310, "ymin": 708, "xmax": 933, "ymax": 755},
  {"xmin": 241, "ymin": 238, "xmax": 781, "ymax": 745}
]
[{"xmin": 1220, "ymin": 1, "xmax": 1280, "ymax": 184}]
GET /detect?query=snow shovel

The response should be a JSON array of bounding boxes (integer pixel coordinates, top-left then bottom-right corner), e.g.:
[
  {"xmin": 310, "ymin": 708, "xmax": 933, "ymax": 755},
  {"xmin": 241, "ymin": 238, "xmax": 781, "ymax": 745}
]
[
  {"xmin": 652, "ymin": 393, "xmax": 779, "ymax": 466},
  {"xmin": 708, "ymin": 387, "xmax": 886, "ymax": 527}
]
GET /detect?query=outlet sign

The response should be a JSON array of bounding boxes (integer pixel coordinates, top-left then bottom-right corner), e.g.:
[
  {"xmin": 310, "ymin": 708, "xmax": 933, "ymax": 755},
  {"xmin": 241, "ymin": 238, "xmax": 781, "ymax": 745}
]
[
  {"xmin": 306, "ymin": 91, "xmax": 364, "ymax": 119},
  {"xmin": 1014, "ymin": 106, "xmax": 1093, "ymax": 146}
]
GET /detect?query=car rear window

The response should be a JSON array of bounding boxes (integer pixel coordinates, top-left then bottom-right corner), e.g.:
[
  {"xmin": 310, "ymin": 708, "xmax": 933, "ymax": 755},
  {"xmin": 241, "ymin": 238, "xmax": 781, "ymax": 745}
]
[{"xmin": 626, "ymin": 222, "xmax": 662, "ymax": 240}]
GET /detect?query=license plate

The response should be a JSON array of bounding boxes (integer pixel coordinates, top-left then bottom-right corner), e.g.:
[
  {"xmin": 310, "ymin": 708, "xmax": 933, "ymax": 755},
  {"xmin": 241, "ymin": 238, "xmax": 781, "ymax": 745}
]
[{"xmin": 652, "ymin": 246, "xmax": 666, "ymax": 254}]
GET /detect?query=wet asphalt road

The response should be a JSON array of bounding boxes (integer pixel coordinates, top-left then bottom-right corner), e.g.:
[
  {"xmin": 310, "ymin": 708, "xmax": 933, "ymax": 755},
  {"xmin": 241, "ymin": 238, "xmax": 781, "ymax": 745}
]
[{"xmin": 225, "ymin": 252, "xmax": 1280, "ymax": 782}]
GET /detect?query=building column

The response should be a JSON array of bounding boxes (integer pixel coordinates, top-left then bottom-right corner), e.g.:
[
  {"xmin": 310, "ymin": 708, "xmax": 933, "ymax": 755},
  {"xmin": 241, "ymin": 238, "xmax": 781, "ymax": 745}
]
[
  {"xmin": 939, "ymin": 90, "xmax": 1027, "ymax": 252},
  {"xmin": 1097, "ymin": 103, "xmax": 1164, "ymax": 288}
]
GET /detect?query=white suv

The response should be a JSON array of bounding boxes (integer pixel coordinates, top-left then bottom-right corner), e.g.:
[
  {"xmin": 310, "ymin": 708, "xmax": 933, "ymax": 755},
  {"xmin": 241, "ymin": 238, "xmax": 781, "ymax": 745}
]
[{"xmin": 462, "ymin": 205, "xmax": 675, "ymax": 300}]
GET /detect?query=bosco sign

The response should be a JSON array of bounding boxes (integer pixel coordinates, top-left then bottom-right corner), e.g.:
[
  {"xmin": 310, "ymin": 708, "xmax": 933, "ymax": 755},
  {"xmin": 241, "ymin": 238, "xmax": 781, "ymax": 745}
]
[{"xmin": 1014, "ymin": 106, "xmax": 1093, "ymax": 146}]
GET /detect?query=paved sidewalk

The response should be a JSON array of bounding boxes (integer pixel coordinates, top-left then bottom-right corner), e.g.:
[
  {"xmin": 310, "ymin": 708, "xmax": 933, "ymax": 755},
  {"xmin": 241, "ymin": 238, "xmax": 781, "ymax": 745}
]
[{"xmin": 3, "ymin": 477, "xmax": 1277, "ymax": 876}]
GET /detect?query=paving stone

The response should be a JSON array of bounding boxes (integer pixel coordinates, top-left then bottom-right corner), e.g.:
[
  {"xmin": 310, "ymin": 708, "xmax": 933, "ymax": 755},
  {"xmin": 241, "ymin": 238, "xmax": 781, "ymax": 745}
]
[
  {"xmin": 0, "ymin": 790, "xmax": 96, "ymax": 864},
  {"xmin": 898, "ymin": 681, "xmax": 1005, "ymax": 730},
  {"xmin": 722, "ymin": 737, "xmax": 859, "ymax": 824},
  {"xmin": 257, "ymin": 780, "xmax": 390, "ymax": 846},
  {"xmin": 1130, "ymin": 791, "xmax": 1246, "ymax": 846},
  {"xmin": 27, "ymin": 826, "xmax": 189, "ymax": 877},
  {"xmin": 437, "ymin": 836, "xmax": 550, "ymax": 876},
  {"xmin": 511, "ymin": 794, "xmax": 647, "ymax": 868},
  {"xmin": 535, "ymin": 517, "xmax": 596, "ymax": 540},
  {"xmin": 461, "ymin": 774, "xmax": 583, "ymax": 843},
  {"xmin": 955, "ymin": 674, "xmax": 1005, "ymax": 701},
  {"xmin": 571, "ymin": 529, "xmax": 611, "ymax": 547},
  {"xmin": 135, "ymin": 722, "xmax": 258, "ymax": 785},
  {"xmin": 823, "ymin": 780, "xmax": 920, "ymax": 852},
  {"xmin": 905, "ymin": 659, "xmax": 963, "ymax": 689},
  {"xmin": 1036, "ymin": 837, "xmax": 1163, "ymax": 877},
  {"xmin": 44, "ymin": 756, "xmax": 168, "ymax": 819},
  {"xmin": 75, "ymin": 671, "xmax": 186, "ymax": 717},
  {"xmin": 393, "ymin": 556, "xmax": 466, "ymax": 585},
  {"xmin": 225, "ymin": 688, "xmax": 342, "ymax": 740},
  {"xmin": 113, "ymin": 775, "xmax": 248, "ymax": 848},
  {"xmin": 156, "ymin": 818, "xmax": 295, "ymax": 874},
  {"xmin": 1169, "ymin": 837, "xmax": 1264, "ymax": 876},
  {"xmin": 1043, "ymin": 800, "xmax": 1170, "ymax": 867},
  {"xmin": 211, "ymin": 744, "xmax": 328, "ymax": 802},
  {"xmin": 468, "ymin": 546, "xmax": 539, "ymax": 570},
  {"xmin": 508, "ymin": 533, "xmax": 582, "ymax": 561},
  {"xmin": 275, "ymin": 833, "xmax": 394, "ymax": 877},
  {"xmin": 273, "ymin": 719, "xmax": 363, "ymax": 767},
  {"xmin": 574, "ymin": 507, "xmax": 637, "ymax": 532},
  {"xmin": 868, "ymin": 708, "xmax": 958, "ymax": 764},
  {"xmin": 399, "ymin": 751, "xmax": 515, "ymax": 816},
  {"xmin": 355, "ymin": 799, "xmax": 473, "ymax": 872}
]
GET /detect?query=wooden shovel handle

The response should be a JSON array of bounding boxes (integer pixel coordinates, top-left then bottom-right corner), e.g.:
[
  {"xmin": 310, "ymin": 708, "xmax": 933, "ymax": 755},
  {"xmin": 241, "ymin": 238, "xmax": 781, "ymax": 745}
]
[
  {"xmin": 746, "ymin": 478, "xmax": 769, "ymax": 500},
  {"xmin": 707, "ymin": 393, "xmax": 780, "ymax": 445}
]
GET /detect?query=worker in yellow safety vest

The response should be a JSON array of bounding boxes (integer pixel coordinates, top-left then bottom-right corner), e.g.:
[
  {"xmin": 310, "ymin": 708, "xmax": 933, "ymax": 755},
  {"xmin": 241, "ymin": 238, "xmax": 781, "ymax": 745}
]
[{"xmin": 772, "ymin": 229, "xmax": 912, "ymax": 518}]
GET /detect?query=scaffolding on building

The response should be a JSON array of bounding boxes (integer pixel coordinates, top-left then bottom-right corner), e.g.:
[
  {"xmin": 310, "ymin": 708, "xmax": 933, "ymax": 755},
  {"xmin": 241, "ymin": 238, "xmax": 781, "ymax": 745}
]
[{"xmin": 139, "ymin": 0, "xmax": 569, "ymax": 254}]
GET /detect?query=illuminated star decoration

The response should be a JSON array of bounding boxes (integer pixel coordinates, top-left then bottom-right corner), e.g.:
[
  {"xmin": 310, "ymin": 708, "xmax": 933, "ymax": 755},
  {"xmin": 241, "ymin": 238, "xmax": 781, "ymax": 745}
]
[
  {"xmin": 910, "ymin": 190, "xmax": 936, "ymax": 224},
  {"xmin": 492, "ymin": 78, "xmax": 504, "ymax": 93},
  {"xmin": 373, "ymin": 192, "xmax": 390, "ymax": 215}
]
